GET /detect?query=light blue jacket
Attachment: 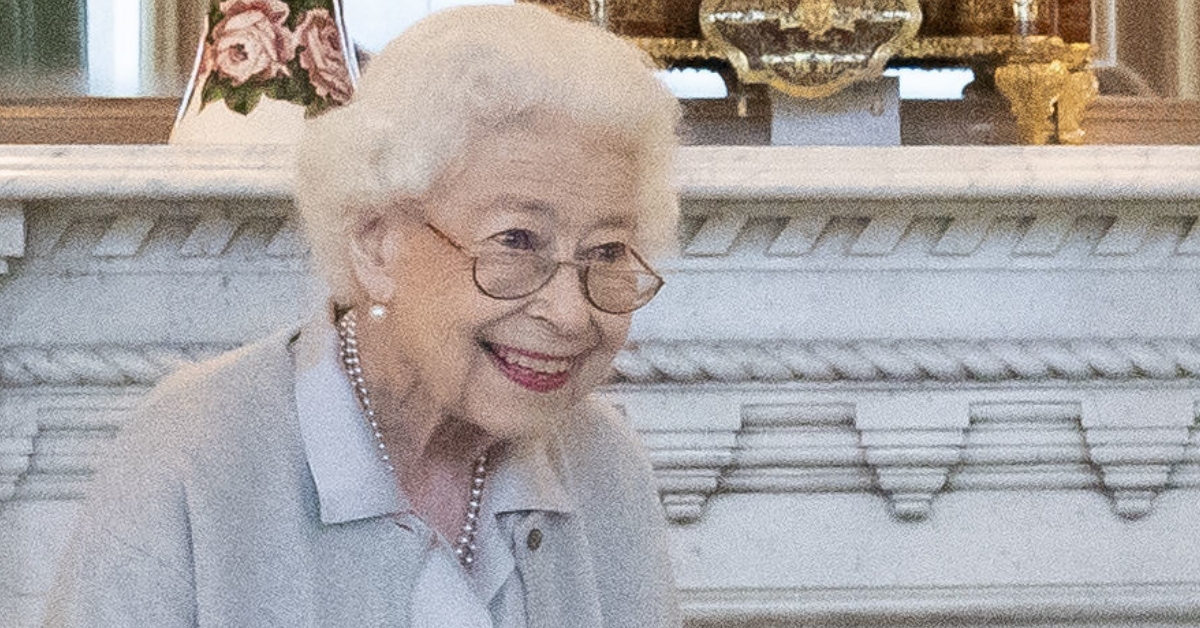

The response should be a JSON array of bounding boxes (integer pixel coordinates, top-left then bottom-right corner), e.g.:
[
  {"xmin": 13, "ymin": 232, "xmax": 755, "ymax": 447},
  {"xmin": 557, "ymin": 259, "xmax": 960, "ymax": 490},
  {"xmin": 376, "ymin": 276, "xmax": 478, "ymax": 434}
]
[{"xmin": 43, "ymin": 328, "xmax": 680, "ymax": 628}]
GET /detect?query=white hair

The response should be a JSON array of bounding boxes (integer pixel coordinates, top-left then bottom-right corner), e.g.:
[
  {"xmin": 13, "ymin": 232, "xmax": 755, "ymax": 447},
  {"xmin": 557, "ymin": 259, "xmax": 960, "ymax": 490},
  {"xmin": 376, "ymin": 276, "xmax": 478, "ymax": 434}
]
[{"xmin": 295, "ymin": 3, "xmax": 681, "ymax": 306}]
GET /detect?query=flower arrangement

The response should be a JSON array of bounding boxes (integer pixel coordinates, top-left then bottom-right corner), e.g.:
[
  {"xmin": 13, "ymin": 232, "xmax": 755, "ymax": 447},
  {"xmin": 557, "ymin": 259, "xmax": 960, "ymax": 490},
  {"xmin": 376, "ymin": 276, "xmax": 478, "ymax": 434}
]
[{"xmin": 197, "ymin": 0, "xmax": 355, "ymax": 117}]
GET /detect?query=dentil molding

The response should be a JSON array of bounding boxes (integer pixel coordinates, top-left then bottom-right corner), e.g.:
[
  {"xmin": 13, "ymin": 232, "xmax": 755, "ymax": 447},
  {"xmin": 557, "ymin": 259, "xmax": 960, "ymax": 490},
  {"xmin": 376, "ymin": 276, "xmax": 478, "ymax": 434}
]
[{"xmin": 674, "ymin": 204, "xmax": 1200, "ymax": 271}]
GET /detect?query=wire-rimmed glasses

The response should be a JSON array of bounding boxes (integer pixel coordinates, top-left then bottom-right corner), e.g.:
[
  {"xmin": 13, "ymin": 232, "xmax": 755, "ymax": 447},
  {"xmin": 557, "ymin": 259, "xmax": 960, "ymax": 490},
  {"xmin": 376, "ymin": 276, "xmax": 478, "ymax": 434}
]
[{"xmin": 426, "ymin": 223, "xmax": 664, "ymax": 314}]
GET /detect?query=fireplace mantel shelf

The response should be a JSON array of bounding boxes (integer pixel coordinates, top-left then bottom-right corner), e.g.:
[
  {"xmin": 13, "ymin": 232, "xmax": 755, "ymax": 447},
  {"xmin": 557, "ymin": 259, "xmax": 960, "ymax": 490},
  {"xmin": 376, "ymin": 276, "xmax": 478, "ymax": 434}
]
[{"xmin": 1, "ymin": 144, "xmax": 1197, "ymax": 201}]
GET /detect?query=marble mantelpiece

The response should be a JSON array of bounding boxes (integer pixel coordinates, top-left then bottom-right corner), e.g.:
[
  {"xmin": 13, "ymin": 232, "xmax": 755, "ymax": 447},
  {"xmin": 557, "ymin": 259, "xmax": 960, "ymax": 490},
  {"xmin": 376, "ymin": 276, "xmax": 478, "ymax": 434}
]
[{"xmin": 2, "ymin": 145, "xmax": 1200, "ymax": 627}]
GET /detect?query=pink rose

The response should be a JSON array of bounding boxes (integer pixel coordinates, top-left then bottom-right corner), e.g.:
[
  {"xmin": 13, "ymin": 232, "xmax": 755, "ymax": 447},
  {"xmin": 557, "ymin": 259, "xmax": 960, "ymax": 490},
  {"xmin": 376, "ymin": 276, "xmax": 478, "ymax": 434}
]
[
  {"xmin": 207, "ymin": 0, "xmax": 295, "ymax": 86},
  {"xmin": 294, "ymin": 9, "xmax": 353, "ymax": 104}
]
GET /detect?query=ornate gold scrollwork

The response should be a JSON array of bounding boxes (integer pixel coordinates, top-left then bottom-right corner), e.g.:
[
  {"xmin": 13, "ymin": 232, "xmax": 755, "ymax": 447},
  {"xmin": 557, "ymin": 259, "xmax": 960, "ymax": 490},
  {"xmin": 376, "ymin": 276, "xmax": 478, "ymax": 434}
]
[{"xmin": 698, "ymin": 0, "xmax": 923, "ymax": 99}]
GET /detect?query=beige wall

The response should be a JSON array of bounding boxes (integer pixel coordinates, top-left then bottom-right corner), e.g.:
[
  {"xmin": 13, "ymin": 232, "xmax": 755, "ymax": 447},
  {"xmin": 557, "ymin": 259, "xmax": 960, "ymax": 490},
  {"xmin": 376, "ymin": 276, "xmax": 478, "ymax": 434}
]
[
  {"xmin": 1114, "ymin": 0, "xmax": 1199, "ymax": 98},
  {"xmin": 1180, "ymin": 0, "xmax": 1198, "ymax": 98}
]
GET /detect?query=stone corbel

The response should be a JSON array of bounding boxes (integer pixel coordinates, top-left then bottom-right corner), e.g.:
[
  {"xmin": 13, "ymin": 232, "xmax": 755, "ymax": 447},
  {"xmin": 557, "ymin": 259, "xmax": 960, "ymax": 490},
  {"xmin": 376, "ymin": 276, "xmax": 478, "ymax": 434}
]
[
  {"xmin": 1081, "ymin": 392, "xmax": 1195, "ymax": 519},
  {"xmin": 0, "ymin": 202, "xmax": 25, "ymax": 274},
  {"xmin": 723, "ymin": 402, "xmax": 871, "ymax": 496},
  {"xmin": 857, "ymin": 396, "xmax": 969, "ymax": 520},
  {"xmin": 617, "ymin": 395, "xmax": 741, "ymax": 525}
]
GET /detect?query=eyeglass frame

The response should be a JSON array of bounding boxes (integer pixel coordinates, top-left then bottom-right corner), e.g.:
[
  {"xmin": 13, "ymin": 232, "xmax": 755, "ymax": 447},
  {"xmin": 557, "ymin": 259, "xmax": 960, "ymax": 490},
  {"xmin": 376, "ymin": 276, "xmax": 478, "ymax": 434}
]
[{"xmin": 424, "ymin": 222, "xmax": 664, "ymax": 314}]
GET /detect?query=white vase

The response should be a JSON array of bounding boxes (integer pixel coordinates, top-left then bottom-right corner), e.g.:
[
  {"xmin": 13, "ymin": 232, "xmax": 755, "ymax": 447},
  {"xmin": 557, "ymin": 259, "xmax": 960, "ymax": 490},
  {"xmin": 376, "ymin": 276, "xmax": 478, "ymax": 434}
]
[{"xmin": 171, "ymin": 0, "xmax": 360, "ymax": 144}]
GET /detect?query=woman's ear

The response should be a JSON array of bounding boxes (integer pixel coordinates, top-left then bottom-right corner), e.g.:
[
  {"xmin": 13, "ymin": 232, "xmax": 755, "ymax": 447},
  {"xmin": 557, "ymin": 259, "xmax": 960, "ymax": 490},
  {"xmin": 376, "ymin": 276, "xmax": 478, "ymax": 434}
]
[{"xmin": 349, "ymin": 211, "xmax": 402, "ymax": 305}]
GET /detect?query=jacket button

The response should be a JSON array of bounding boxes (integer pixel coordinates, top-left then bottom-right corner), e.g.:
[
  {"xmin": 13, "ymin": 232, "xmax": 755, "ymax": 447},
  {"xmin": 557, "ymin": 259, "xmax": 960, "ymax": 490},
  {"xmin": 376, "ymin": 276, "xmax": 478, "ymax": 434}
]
[{"xmin": 526, "ymin": 528, "xmax": 543, "ymax": 551}]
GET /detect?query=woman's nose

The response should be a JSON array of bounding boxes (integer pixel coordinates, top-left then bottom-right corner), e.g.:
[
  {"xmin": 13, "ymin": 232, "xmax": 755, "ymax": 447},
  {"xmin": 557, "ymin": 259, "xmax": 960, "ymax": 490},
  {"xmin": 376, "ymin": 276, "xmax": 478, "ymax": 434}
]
[{"xmin": 524, "ymin": 263, "xmax": 594, "ymax": 335}]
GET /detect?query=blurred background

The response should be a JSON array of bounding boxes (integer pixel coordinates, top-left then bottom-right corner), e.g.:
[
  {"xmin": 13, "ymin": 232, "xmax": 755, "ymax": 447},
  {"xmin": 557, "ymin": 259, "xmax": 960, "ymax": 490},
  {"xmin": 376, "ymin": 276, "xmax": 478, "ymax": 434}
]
[{"xmin": 0, "ymin": 0, "xmax": 1195, "ymax": 143}]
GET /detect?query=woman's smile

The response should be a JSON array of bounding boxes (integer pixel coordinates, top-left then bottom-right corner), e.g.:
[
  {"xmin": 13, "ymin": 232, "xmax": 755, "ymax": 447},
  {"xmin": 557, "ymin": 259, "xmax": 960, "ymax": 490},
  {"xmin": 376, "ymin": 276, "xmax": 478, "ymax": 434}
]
[{"xmin": 483, "ymin": 341, "xmax": 578, "ymax": 392}]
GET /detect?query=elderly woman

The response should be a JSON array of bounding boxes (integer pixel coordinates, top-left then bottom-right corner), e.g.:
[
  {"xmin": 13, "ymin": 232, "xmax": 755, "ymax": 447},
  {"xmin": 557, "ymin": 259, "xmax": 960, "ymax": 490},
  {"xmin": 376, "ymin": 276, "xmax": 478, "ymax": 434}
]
[{"xmin": 43, "ymin": 5, "xmax": 681, "ymax": 627}]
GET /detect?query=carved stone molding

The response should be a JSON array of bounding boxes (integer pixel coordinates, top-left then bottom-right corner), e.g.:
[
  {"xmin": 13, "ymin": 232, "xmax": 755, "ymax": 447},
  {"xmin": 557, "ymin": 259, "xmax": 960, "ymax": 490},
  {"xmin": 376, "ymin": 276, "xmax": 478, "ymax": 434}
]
[
  {"xmin": 615, "ymin": 338, "xmax": 1200, "ymax": 384},
  {"xmin": 0, "ymin": 391, "xmax": 137, "ymax": 505},
  {"xmin": 1176, "ymin": 419, "xmax": 1200, "ymax": 489},
  {"xmin": 614, "ymin": 389, "xmax": 1200, "ymax": 524},
  {"xmin": 643, "ymin": 427, "xmax": 735, "ymax": 524},
  {"xmin": 6, "ymin": 343, "xmax": 1198, "ymax": 523},
  {"xmin": 2, "ymin": 145, "xmax": 1198, "ymax": 202},
  {"xmin": 956, "ymin": 402, "xmax": 1095, "ymax": 492},
  {"xmin": 674, "ymin": 207, "xmax": 1200, "ymax": 269},
  {"xmin": 16, "ymin": 329, "xmax": 1193, "ymax": 388},
  {"xmin": 0, "ymin": 145, "xmax": 290, "ymax": 200},
  {"xmin": 0, "ymin": 345, "xmax": 229, "ymax": 387},
  {"xmin": 680, "ymin": 583, "xmax": 1200, "ymax": 628},
  {"xmin": 857, "ymin": 396, "xmax": 968, "ymax": 520},
  {"xmin": 4, "ymin": 145, "xmax": 1200, "ymax": 628},
  {"xmin": 10, "ymin": 337, "xmax": 1200, "ymax": 388},
  {"xmin": 618, "ymin": 396, "xmax": 742, "ymax": 524},
  {"xmin": 18, "ymin": 203, "xmax": 303, "ymax": 276},
  {"xmin": 674, "ymin": 146, "xmax": 1200, "ymax": 201},
  {"xmin": 21, "ymin": 198, "xmax": 1200, "ymax": 274},
  {"xmin": 723, "ymin": 403, "xmax": 871, "ymax": 496},
  {"xmin": 1081, "ymin": 393, "xmax": 1196, "ymax": 518}
]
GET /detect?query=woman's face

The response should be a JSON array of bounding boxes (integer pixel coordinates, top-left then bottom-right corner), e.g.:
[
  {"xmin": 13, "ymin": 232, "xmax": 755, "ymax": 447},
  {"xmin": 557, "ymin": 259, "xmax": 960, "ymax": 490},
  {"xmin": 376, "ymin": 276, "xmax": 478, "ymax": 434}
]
[{"xmin": 368, "ymin": 117, "xmax": 643, "ymax": 441}]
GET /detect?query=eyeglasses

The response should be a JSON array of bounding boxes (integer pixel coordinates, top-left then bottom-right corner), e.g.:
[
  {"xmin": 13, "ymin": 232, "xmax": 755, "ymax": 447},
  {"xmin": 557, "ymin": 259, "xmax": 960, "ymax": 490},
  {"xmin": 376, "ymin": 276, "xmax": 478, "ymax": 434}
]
[{"xmin": 426, "ymin": 223, "xmax": 664, "ymax": 314}]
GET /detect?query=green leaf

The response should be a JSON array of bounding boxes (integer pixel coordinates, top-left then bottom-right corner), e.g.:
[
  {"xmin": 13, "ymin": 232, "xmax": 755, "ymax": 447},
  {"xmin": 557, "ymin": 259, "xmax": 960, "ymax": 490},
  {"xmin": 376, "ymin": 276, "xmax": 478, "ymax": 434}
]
[
  {"xmin": 263, "ymin": 75, "xmax": 301, "ymax": 105},
  {"xmin": 201, "ymin": 76, "xmax": 226, "ymax": 107},
  {"xmin": 283, "ymin": 0, "xmax": 336, "ymax": 29},
  {"xmin": 290, "ymin": 65, "xmax": 319, "ymax": 104},
  {"xmin": 224, "ymin": 86, "xmax": 264, "ymax": 116},
  {"xmin": 207, "ymin": 0, "xmax": 224, "ymax": 28},
  {"xmin": 305, "ymin": 100, "xmax": 329, "ymax": 118}
]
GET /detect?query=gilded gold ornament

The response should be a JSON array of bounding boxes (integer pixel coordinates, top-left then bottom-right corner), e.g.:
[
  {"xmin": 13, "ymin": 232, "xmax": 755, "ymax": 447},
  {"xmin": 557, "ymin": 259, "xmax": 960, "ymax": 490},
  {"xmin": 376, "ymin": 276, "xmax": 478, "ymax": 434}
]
[
  {"xmin": 995, "ymin": 60, "xmax": 1066, "ymax": 145},
  {"xmin": 1056, "ymin": 69, "xmax": 1099, "ymax": 145},
  {"xmin": 697, "ymin": 0, "xmax": 923, "ymax": 99}
]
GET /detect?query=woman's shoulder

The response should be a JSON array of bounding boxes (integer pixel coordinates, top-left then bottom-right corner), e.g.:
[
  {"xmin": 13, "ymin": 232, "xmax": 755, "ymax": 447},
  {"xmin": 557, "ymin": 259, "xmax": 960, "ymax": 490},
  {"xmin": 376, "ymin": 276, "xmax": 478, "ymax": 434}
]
[
  {"xmin": 560, "ymin": 397, "xmax": 650, "ymax": 464},
  {"xmin": 120, "ymin": 326, "xmax": 302, "ymax": 465},
  {"xmin": 556, "ymin": 398, "xmax": 681, "ymax": 626},
  {"xmin": 145, "ymin": 327, "xmax": 297, "ymax": 410},
  {"xmin": 556, "ymin": 396, "xmax": 659, "ymax": 500}
]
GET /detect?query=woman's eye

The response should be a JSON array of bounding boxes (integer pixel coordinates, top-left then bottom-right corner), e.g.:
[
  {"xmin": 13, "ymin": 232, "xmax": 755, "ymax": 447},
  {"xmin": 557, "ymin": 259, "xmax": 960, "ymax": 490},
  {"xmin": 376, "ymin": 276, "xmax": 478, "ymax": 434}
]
[
  {"xmin": 587, "ymin": 242, "xmax": 628, "ymax": 263},
  {"xmin": 491, "ymin": 229, "xmax": 537, "ymax": 251}
]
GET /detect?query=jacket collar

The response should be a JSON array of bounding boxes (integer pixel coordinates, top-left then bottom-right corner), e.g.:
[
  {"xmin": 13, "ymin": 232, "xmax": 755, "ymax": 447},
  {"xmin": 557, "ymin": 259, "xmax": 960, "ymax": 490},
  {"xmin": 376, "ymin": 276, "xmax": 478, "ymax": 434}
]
[{"xmin": 289, "ymin": 314, "xmax": 574, "ymax": 526}]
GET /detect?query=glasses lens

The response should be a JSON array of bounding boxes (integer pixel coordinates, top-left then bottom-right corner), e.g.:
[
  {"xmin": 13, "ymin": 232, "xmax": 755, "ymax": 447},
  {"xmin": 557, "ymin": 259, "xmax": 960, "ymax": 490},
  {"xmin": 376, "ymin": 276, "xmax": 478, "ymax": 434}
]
[
  {"xmin": 472, "ymin": 248, "xmax": 663, "ymax": 313},
  {"xmin": 586, "ymin": 266, "xmax": 662, "ymax": 314},
  {"xmin": 474, "ymin": 252, "xmax": 557, "ymax": 299}
]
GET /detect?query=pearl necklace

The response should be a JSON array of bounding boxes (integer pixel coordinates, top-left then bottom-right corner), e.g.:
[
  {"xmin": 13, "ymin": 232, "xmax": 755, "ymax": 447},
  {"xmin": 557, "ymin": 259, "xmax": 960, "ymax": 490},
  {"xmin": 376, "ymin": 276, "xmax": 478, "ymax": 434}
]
[{"xmin": 336, "ymin": 309, "xmax": 488, "ymax": 567}]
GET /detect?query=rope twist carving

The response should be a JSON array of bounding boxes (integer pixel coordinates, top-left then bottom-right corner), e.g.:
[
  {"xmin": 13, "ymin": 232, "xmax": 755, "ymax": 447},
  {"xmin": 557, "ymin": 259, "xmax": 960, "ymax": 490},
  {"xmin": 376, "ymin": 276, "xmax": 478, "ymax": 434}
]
[
  {"xmin": 6, "ymin": 340, "xmax": 1200, "ymax": 387},
  {"xmin": 0, "ymin": 346, "xmax": 227, "ymax": 387},
  {"xmin": 615, "ymin": 339, "xmax": 1200, "ymax": 384}
]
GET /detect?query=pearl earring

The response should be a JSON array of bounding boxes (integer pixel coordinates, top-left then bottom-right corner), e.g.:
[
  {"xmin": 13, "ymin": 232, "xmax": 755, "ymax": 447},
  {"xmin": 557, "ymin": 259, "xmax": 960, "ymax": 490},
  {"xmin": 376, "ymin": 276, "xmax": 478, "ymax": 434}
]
[{"xmin": 369, "ymin": 304, "xmax": 387, "ymax": 320}]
